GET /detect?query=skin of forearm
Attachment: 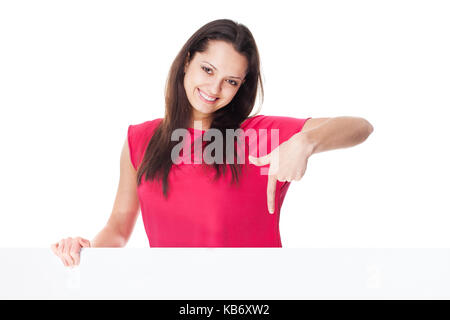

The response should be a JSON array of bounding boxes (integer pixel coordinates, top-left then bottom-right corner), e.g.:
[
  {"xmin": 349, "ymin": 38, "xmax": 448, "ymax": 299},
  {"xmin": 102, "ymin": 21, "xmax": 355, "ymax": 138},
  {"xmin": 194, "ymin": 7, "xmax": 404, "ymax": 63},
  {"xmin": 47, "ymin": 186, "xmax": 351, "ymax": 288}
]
[
  {"xmin": 296, "ymin": 117, "xmax": 373, "ymax": 155},
  {"xmin": 90, "ymin": 224, "xmax": 127, "ymax": 248}
]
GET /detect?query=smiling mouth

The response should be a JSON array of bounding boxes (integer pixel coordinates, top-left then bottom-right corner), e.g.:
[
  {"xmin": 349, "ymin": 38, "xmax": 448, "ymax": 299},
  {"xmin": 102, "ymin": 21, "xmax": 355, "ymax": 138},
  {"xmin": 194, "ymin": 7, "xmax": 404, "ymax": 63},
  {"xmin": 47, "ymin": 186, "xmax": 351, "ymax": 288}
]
[{"xmin": 198, "ymin": 88, "xmax": 218, "ymax": 103}]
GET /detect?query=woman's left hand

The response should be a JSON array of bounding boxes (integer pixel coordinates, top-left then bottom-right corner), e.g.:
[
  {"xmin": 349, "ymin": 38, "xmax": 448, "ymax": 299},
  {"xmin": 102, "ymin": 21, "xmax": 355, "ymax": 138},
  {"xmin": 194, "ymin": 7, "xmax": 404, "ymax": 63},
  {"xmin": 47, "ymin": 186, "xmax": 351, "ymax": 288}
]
[{"xmin": 248, "ymin": 133, "xmax": 313, "ymax": 214}]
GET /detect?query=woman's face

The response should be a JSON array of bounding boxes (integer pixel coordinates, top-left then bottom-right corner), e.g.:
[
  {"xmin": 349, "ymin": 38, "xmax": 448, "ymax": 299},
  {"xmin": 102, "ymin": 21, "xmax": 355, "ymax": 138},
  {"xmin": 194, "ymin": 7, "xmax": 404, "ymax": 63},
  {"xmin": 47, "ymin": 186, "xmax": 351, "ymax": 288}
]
[{"xmin": 183, "ymin": 40, "xmax": 248, "ymax": 128}]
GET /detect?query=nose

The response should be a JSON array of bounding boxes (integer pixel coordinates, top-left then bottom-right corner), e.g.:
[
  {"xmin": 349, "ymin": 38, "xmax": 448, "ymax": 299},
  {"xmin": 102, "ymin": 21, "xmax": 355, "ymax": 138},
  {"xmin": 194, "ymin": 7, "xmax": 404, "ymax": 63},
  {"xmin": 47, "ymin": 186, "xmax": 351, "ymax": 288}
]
[{"xmin": 208, "ymin": 79, "xmax": 222, "ymax": 96}]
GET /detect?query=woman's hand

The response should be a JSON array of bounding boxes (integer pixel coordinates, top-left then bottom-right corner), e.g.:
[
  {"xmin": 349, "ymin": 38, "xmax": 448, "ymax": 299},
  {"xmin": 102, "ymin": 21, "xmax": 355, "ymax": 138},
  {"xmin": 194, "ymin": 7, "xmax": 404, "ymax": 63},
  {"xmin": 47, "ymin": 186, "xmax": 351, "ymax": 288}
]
[
  {"xmin": 248, "ymin": 133, "xmax": 313, "ymax": 214},
  {"xmin": 51, "ymin": 237, "xmax": 91, "ymax": 268}
]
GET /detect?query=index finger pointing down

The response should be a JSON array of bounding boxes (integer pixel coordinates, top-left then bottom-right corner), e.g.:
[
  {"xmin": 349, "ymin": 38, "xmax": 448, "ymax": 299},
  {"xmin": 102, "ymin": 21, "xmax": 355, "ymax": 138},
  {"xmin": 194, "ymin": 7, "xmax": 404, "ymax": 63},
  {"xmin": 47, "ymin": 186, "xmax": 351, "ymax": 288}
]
[{"xmin": 267, "ymin": 174, "xmax": 277, "ymax": 214}]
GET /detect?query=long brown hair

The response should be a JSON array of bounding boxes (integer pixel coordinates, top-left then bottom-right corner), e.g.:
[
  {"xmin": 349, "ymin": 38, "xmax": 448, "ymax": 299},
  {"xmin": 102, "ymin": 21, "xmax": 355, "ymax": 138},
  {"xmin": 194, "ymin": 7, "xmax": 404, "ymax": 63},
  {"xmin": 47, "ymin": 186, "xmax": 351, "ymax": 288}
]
[{"xmin": 136, "ymin": 19, "xmax": 264, "ymax": 198}]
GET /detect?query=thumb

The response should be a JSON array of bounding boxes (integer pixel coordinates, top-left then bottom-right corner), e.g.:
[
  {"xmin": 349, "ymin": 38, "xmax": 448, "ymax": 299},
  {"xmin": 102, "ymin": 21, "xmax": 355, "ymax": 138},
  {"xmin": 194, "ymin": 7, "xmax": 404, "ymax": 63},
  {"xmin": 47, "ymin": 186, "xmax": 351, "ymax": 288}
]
[
  {"xmin": 79, "ymin": 238, "xmax": 91, "ymax": 248},
  {"xmin": 248, "ymin": 154, "xmax": 271, "ymax": 166}
]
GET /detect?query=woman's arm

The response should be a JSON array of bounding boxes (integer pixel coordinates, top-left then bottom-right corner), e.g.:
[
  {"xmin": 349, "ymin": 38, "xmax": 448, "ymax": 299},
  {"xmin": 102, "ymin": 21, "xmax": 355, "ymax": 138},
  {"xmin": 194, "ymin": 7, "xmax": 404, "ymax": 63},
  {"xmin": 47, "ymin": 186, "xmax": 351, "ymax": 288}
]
[
  {"xmin": 296, "ymin": 116, "xmax": 374, "ymax": 156},
  {"xmin": 248, "ymin": 116, "xmax": 374, "ymax": 213},
  {"xmin": 91, "ymin": 136, "xmax": 141, "ymax": 247},
  {"xmin": 90, "ymin": 224, "xmax": 130, "ymax": 248}
]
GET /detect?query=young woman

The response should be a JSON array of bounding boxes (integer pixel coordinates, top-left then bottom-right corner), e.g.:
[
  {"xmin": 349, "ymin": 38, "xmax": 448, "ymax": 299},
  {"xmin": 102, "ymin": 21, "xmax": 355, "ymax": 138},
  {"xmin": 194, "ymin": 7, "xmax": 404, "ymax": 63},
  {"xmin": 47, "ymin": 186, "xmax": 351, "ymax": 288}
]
[{"xmin": 51, "ymin": 19, "xmax": 373, "ymax": 267}]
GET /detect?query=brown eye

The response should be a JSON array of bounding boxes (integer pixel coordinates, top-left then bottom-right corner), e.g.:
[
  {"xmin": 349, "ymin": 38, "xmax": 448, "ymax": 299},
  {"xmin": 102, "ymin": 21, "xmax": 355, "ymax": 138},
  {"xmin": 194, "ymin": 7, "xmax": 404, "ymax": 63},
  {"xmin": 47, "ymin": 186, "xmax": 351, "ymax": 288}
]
[{"xmin": 202, "ymin": 66, "xmax": 212, "ymax": 74}]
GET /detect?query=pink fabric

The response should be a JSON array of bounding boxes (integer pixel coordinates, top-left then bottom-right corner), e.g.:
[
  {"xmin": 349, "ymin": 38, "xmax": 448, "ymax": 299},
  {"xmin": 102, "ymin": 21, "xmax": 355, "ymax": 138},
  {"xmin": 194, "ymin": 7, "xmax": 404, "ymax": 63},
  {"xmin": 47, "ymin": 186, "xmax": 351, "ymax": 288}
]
[{"xmin": 127, "ymin": 114, "xmax": 311, "ymax": 247}]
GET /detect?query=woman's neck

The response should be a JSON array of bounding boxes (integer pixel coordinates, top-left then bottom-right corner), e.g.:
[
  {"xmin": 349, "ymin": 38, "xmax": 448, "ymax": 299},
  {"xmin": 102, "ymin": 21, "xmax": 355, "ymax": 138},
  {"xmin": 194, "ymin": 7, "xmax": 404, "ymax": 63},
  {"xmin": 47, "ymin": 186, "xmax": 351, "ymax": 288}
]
[{"xmin": 190, "ymin": 117, "xmax": 212, "ymax": 131}]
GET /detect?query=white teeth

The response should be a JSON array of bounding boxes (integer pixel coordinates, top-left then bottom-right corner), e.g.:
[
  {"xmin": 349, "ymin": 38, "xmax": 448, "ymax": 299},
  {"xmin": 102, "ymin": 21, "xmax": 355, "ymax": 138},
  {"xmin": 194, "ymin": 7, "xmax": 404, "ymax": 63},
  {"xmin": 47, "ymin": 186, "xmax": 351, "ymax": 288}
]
[{"xmin": 199, "ymin": 89, "xmax": 217, "ymax": 101}]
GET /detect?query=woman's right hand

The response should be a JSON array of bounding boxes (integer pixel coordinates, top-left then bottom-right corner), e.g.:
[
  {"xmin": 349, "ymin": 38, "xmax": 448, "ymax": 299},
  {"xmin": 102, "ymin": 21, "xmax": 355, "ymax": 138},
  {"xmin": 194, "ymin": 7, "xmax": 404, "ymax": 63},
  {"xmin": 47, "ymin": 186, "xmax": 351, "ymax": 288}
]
[{"xmin": 50, "ymin": 237, "xmax": 91, "ymax": 268}]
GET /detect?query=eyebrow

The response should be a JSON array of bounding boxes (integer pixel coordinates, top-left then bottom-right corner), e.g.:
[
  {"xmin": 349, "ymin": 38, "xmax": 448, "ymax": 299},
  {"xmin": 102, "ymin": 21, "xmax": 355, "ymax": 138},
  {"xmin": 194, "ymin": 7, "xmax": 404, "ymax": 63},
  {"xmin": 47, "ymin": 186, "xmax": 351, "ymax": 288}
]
[{"xmin": 201, "ymin": 61, "xmax": 244, "ymax": 80}]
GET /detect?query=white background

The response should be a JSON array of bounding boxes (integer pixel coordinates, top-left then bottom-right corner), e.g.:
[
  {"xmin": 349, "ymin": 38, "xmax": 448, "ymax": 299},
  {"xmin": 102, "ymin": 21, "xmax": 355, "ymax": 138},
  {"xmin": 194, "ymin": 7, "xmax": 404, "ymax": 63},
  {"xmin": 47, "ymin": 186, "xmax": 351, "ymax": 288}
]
[{"xmin": 0, "ymin": 0, "xmax": 449, "ymax": 248}]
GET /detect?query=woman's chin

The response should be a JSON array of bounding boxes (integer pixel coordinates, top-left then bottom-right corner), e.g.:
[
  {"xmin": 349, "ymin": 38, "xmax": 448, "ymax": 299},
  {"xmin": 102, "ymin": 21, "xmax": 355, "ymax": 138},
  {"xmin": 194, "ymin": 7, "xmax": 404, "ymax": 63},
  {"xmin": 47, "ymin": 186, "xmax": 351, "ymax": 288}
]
[{"xmin": 192, "ymin": 106, "xmax": 216, "ymax": 116}]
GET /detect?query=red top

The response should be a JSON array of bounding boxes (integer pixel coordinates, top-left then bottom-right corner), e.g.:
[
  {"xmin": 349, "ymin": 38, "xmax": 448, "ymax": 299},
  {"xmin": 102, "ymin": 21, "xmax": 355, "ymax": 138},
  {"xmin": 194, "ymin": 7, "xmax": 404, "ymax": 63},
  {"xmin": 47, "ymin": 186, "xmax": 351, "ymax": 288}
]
[{"xmin": 127, "ymin": 114, "xmax": 311, "ymax": 247}]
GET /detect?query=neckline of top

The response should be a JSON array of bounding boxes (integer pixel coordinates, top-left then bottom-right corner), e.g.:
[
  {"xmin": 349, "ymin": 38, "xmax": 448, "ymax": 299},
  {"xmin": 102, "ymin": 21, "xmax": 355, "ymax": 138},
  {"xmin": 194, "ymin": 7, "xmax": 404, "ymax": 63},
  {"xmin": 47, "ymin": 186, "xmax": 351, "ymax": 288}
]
[
  {"xmin": 187, "ymin": 127, "xmax": 206, "ymax": 132},
  {"xmin": 186, "ymin": 115, "xmax": 260, "ymax": 132}
]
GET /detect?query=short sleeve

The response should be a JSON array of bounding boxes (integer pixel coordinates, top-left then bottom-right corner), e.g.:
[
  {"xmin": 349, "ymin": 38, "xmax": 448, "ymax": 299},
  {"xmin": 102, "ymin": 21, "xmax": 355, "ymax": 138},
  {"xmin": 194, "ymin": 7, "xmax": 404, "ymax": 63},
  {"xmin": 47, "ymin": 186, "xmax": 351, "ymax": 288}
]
[
  {"xmin": 241, "ymin": 115, "xmax": 312, "ymax": 156},
  {"xmin": 127, "ymin": 118, "xmax": 163, "ymax": 170},
  {"xmin": 127, "ymin": 124, "xmax": 137, "ymax": 170}
]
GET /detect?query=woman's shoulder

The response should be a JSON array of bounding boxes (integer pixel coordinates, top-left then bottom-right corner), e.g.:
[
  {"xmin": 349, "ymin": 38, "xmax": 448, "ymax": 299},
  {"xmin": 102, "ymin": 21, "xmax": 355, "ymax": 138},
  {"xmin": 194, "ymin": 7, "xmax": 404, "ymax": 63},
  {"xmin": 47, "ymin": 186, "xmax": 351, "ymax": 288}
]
[
  {"xmin": 130, "ymin": 117, "xmax": 163, "ymax": 130},
  {"xmin": 240, "ymin": 114, "xmax": 265, "ymax": 128},
  {"xmin": 128, "ymin": 118, "xmax": 163, "ymax": 141},
  {"xmin": 241, "ymin": 114, "xmax": 289, "ymax": 129},
  {"xmin": 240, "ymin": 114, "xmax": 311, "ymax": 134}
]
